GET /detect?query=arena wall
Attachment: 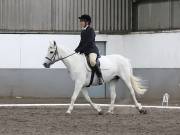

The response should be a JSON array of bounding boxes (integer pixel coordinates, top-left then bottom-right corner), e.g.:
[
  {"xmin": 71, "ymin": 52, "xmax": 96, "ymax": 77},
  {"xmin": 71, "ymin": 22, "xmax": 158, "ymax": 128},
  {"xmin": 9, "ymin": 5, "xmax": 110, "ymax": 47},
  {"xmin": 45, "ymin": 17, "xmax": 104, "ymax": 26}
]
[{"xmin": 0, "ymin": 31, "xmax": 180, "ymax": 103}]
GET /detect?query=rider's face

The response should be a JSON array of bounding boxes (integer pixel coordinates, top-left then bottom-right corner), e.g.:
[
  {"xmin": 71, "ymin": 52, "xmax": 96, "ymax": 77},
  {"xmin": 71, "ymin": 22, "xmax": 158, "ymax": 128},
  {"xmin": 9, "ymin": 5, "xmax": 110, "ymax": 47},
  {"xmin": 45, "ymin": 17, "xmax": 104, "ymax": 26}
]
[{"xmin": 80, "ymin": 20, "xmax": 86, "ymax": 28}]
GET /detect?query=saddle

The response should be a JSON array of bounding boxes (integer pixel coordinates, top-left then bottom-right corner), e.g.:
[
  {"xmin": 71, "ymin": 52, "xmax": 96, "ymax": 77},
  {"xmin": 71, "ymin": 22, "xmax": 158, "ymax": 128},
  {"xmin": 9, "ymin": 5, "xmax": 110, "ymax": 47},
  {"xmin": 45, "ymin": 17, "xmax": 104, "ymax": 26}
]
[{"xmin": 85, "ymin": 56, "xmax": 100, "ymax": 87}]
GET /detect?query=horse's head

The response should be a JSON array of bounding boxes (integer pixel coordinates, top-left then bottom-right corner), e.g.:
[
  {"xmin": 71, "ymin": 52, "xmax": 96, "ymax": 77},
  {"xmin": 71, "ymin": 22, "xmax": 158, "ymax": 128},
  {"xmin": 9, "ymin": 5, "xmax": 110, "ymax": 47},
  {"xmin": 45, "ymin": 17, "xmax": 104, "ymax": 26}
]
[{"xmin": 43, "ymin": 41, "xmax": 59, "ymax": 68}]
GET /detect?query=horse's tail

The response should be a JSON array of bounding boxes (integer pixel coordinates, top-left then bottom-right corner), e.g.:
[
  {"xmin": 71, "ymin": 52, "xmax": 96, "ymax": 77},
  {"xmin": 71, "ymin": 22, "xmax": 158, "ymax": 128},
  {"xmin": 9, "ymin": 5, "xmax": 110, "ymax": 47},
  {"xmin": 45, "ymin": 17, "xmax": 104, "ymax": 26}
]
[{"xmin": 130, "ymin": 74, "xmax": 147, "ymax": 95}]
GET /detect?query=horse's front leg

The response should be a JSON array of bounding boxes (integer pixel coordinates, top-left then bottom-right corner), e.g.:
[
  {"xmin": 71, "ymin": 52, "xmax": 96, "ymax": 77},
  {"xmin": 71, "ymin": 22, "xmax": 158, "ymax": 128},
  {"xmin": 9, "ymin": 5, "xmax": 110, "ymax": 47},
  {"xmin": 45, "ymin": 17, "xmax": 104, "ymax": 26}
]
[
  {"xmin": 66, "ymin": 80, "xmax": 83, "ymax": 114},
  {"xmin": 81, "ymin": 88, "xmax": 103, "ymax": 115}
]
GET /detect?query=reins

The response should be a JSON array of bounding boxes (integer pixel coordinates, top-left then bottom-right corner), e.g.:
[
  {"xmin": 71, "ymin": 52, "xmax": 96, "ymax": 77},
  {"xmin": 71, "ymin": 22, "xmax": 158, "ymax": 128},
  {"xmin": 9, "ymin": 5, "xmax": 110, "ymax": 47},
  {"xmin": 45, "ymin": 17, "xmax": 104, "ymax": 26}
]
[
  {"xmin": 45, "ymin": 46, "xmax": 76, "ymax": 64},
  {"xmin": 55, "ymin": 52, "xmax": 76, "ymax": 62}
]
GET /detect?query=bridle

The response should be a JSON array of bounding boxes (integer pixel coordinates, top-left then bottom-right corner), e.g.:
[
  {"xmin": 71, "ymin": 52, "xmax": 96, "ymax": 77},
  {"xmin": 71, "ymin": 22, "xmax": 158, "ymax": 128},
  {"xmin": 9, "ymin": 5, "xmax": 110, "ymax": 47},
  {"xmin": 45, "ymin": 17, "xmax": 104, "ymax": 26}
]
[{"xmin": 45, "ymin": 46, "xmax": 76, "ymax": 64}]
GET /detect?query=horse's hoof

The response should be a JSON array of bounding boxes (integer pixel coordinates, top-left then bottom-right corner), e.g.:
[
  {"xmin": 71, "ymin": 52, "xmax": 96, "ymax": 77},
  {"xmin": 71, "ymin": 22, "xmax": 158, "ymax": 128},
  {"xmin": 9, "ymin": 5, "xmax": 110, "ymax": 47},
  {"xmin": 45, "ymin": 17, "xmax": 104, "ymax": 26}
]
[
  {"xmin": 106, "ymin": 111, "xmax": 114, "ymax": 115},
  {"xmin": 139, "ymin": 109, "xmax": 147, "ymax": 114},
  {"xmin": 65, "ymin": 111, "xmax": 71, "ymax": 116},
  {"xmin": 98, "ymin": 111, "xmax": 104, "ymax": 115}
]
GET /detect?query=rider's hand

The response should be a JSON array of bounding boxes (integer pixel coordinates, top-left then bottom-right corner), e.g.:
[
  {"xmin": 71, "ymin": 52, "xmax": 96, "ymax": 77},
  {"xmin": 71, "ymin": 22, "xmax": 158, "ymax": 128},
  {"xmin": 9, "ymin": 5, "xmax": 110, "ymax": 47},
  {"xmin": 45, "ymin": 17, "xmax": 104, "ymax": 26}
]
[
  {"xmin": 75, "ymin": 51, "xmax": 80, "ymax": 54},
  {"xmin": 74, "ymin": 49, "xmax": 79, "ymax": 53}
]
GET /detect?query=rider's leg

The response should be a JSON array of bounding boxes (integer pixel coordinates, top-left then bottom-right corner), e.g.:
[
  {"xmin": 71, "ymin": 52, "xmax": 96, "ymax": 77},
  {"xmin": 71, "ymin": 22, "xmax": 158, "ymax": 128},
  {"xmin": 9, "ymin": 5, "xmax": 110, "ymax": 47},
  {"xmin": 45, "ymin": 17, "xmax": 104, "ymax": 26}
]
[
  {"xmin": 89, "ymin": 53, "xmax": 97, "ymax": 67},
  {"xmin": 89, "ymin": 53, "xmax": 104, "ymax": 85}
]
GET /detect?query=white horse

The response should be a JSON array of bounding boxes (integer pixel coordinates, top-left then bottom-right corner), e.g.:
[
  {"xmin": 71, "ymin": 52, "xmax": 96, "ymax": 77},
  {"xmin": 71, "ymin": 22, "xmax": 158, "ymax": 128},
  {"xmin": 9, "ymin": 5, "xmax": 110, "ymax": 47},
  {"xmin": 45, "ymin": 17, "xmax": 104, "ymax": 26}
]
[{"xmin": 43, "ymin": 41, "xmax": 147, "ymax": 115}]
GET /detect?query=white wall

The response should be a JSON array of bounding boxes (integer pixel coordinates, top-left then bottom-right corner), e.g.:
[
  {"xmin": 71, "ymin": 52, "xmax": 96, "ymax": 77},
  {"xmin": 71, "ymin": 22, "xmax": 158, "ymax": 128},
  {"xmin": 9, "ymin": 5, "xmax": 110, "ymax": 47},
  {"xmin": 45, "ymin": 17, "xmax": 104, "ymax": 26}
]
[
  {"xmin": 0, "ymin": 35, "xmax": 21, "ymax": 68},
  {"xmin": 122, "ymin": 33, "xmax": 180, "ymax": 68},
  {"xmin": 0, "ymin": 32, "xmax": 180, "ymax": 68}
]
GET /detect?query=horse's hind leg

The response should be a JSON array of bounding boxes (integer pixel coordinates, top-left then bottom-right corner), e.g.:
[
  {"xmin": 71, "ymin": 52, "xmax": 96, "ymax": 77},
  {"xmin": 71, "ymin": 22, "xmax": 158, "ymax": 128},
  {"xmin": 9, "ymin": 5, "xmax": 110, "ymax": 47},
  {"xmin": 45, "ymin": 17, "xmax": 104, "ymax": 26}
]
[
  {"xmin": 81, "ymin": 88, "xmax": 103, "ymax": 114},
  {"xmin": 66, "ymin": 80, "xmax": 83, "ymax": 114},
  {"xmin": 107, "ymin": 79, "xmax": 118, "ymax": 114},
  {"xmin": 121, "ymin": 73, "xmax": 142, "ymax": 111}
]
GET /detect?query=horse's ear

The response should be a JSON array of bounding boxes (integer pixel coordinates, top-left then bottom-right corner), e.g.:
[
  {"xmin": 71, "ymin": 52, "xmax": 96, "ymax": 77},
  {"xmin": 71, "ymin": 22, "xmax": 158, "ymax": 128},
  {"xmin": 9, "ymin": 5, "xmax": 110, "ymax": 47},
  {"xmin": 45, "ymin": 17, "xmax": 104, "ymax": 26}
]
[{"xmin": 53, "ymin": 41, "xmax": 57, "ymax": 46}]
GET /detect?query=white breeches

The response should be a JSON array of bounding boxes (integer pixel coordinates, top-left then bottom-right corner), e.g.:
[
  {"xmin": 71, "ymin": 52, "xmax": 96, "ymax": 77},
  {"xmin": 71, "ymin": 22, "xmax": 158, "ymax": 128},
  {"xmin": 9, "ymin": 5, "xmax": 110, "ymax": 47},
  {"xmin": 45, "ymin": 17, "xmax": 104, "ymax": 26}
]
[{"xmin": 89, "ymin": 53, "xmax": 97, "ymax": 67}]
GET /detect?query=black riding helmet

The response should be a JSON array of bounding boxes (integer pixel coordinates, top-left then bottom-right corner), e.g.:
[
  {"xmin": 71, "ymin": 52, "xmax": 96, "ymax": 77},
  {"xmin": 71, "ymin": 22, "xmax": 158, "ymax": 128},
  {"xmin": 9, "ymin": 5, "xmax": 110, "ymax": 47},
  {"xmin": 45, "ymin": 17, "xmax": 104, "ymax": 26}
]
[{"xmin": 78, "ymin": 14, "xmax": 91, "ymax": 24}]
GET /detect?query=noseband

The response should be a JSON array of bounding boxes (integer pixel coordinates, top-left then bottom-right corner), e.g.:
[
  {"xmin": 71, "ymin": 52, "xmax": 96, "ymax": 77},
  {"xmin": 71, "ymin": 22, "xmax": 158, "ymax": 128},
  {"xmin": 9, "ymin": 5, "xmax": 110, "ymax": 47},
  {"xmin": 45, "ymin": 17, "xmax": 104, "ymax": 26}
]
[{"xmin": 45, "ymin": 46, "xmax": 76, "ymax": 64}]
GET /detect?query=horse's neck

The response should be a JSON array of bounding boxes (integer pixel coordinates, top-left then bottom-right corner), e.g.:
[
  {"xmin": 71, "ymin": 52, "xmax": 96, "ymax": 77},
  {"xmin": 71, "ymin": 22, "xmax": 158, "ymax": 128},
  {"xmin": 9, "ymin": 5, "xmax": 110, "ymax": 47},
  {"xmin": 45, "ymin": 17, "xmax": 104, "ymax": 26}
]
[{"xmin": 57, "ymin": 47, "xmax": 76, "ymax": 70}]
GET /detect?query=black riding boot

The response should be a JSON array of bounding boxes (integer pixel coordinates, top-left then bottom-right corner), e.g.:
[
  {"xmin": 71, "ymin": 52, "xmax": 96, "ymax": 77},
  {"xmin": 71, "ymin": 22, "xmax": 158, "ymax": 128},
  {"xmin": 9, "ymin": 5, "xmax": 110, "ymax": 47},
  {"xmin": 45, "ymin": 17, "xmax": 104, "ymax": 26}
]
[{"xmin": 94, "ymin": 63, "xmax": 104, "ymax": 85}]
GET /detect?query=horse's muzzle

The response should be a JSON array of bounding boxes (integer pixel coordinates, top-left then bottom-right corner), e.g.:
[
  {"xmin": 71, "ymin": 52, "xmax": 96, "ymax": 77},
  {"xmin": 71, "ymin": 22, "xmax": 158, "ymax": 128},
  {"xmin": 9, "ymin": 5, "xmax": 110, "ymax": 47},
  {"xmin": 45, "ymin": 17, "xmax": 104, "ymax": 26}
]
[{"xmin": 43, "ymin": 63, "xmax": 50, "ymax": 68}]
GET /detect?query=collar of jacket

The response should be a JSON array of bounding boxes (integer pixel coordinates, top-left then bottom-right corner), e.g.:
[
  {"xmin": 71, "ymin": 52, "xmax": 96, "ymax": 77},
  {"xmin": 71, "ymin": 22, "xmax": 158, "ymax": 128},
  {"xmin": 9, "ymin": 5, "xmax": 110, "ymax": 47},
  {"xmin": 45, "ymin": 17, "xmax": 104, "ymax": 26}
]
[{"xmin": 81, "ymin": 25, "xmax": 89, "ymax": 30}]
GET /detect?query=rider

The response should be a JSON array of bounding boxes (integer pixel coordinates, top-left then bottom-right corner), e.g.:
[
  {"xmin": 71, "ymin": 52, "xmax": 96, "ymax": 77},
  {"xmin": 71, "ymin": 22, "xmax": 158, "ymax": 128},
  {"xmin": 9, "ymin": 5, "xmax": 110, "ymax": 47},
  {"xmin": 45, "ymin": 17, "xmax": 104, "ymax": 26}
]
[{"xmin": 75, "ymin": 14, "xmax": 104, "ymax": 85}]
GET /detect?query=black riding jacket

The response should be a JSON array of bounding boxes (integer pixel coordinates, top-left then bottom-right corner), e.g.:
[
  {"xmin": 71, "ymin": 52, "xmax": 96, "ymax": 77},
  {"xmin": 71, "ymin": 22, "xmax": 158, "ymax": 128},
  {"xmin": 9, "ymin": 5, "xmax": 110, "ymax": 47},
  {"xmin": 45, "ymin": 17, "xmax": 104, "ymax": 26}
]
[{"xmin": 75, "ymin": 26, "xmax": 100, "ymax": 58}]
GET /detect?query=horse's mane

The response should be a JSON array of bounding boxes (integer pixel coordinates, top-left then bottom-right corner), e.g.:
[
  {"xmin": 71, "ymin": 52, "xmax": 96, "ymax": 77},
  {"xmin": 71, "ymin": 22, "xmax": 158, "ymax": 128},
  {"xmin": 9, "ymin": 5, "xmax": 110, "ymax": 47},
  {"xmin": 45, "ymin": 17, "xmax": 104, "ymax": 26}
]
[{"xmin": 57, "ymin": 45, "xmax": 75, "ymax": 54}]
